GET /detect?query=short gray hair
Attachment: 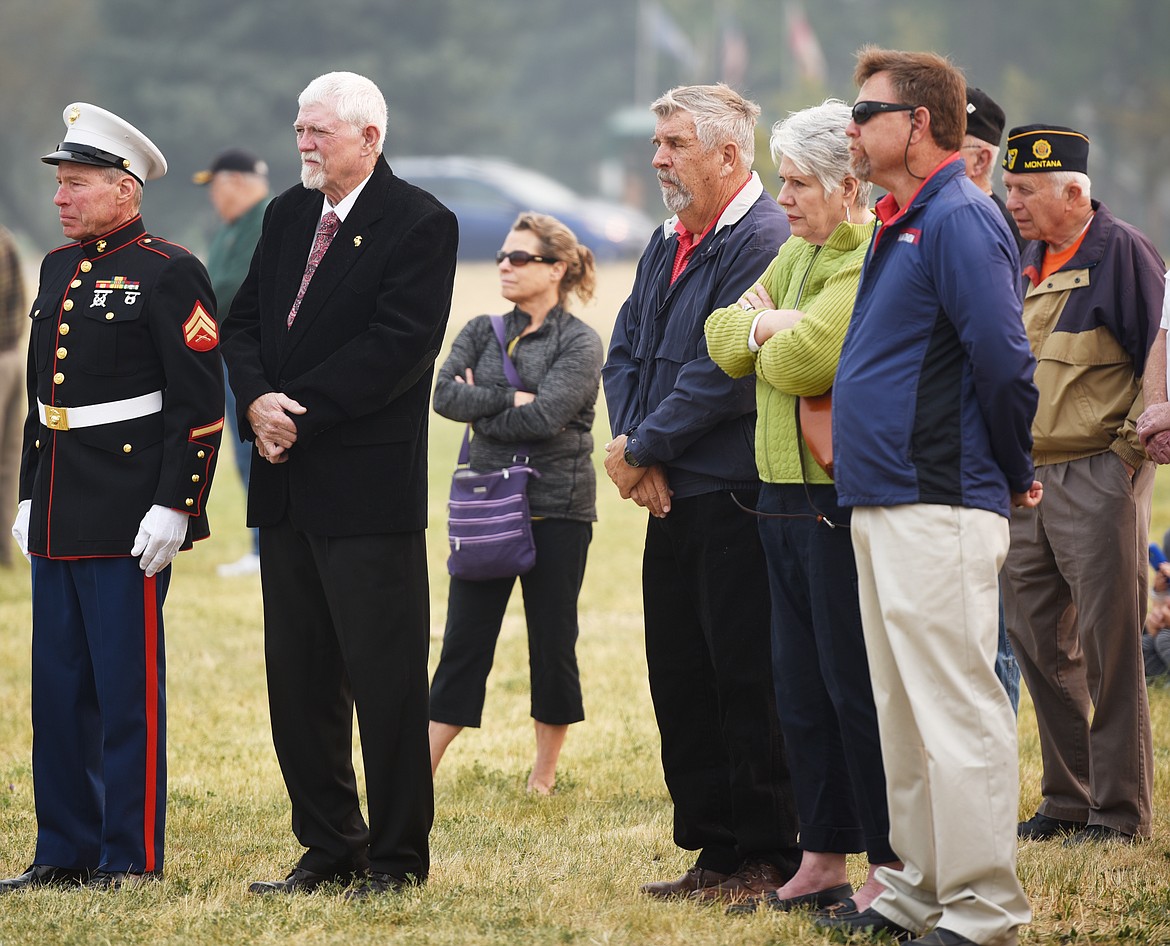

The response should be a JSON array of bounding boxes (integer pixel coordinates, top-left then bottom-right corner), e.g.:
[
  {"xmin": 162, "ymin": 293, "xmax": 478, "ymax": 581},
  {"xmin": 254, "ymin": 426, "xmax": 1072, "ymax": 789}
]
[
  {"xmin": 298, "ymin": 71, "xmax": 388, "ymax": 154},
  {"xmin": 651, "ymin": 83, "xmax": 759, "ymax": 169},
  {"xmin": 98, "ymin": 165, "xmax": 143, "ymax": 211},
  {"xmin": 769, "ymin": 99, "xmax": 872, "ymax": 207},
  {"xmin": 1048, "ymin": 169, "xmax": 1092, "ymax": 200}
]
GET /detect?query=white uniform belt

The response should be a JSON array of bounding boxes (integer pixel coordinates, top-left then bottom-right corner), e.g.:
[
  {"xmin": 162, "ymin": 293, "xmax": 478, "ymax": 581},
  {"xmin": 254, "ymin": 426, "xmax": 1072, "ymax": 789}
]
[{"xmin": 38, "ymin": 391, "xmax": 163, "ymax": 431}]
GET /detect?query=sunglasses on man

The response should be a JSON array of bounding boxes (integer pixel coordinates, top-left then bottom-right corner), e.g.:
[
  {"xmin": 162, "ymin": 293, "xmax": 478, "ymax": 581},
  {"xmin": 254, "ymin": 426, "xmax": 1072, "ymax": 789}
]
[{"xmin": 851, "ymin": 101, "xmax": 919, "ymax": 124}]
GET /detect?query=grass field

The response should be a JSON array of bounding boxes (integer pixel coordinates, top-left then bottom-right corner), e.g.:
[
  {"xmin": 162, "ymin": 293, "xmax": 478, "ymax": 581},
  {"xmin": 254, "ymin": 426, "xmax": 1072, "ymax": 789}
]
[{"xmin": 1, "ymin": 261, "xmax": 1170, "ymax": 944}]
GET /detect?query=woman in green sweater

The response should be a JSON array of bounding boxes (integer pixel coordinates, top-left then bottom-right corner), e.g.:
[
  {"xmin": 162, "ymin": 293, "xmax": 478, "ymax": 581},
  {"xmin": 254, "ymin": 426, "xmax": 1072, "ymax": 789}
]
[{"xmin": 705, "ymin": 100, "xmax": 899, "ymax": 917}]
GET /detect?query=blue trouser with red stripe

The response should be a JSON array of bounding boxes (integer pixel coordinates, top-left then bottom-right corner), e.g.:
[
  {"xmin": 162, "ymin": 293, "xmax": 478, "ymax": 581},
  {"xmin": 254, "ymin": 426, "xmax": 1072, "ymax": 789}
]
[{"xmin": 29, "ymin": 556, "xmax": 169, "ymax": 874}]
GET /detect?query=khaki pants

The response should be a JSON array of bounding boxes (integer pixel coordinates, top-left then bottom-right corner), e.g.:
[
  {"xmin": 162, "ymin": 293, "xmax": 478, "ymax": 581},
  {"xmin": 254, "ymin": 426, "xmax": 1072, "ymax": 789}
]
[
  {"xmin": 853, "ymin": 504, "xmax": 1030, "ymax": 946},
  {"xmin": 1002, "ymin": 452, "xmax": 1154, "ymax": 836}
]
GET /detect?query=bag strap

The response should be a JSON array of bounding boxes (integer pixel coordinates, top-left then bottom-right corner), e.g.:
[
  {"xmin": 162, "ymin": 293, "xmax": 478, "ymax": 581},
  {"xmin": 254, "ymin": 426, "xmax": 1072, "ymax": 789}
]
[
  {"xmin": 458, "ymin": 315, "xmax": 532, "ymax": 467},
  {"xmin": 491, "ymin": 315, "xmax": 529, "ymax": 391}
]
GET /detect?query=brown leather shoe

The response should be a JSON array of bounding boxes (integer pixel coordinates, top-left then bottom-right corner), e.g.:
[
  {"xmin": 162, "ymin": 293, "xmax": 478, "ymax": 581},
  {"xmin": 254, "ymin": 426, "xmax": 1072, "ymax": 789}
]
[
  {"xmin": 689, "ymin": 859, "xmax": 789, "ymax": 903},
  {"xmin": 639, "ymin": 864, "xmax": 731, "ymax": 899}
]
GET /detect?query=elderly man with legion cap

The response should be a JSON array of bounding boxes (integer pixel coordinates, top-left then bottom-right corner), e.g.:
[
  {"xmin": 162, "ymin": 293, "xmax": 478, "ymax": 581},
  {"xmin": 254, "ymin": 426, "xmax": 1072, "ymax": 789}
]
[
  {"xmin": 2, "ymin": 103, "xmax": 224, "ymax": 891},
  {"xmin": 1002, "ymin": 124, "xmax": 1164, "ymax": 845}
]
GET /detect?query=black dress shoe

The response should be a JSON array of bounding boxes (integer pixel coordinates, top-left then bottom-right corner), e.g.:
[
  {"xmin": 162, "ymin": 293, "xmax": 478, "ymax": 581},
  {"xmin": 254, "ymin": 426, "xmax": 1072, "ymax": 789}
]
[
  {"xmin": 727, "ymin": 881, "xmax": 854, "ymax": 915},
  {"xmin": 907, "ymin": 929, "xmax": 977, "ymax": 945},
  {"xmin": 1017, "ymin": 812, "xmax": 1085, "ymax": 840},
  {"xmin": 83, "ymin": 870, "xmax": 162, "ymax": 890},
  {"xmin": 248, "ymin": 865, "xmax": 362, "ymax": 895},
  {"xmin": 1062, "ymin": 823, "xmax": 1136, "ymax": 846},
  {"xmin": 0, "ymin": 864, "xmax": 90, "ymax": 893},
  {"xmin": 814, "ymin": 906, "xmax": 916, "ymax": 941},
  {"xmin": 344, "ymin": 870, "xmax": 417, "ymax": 900}
]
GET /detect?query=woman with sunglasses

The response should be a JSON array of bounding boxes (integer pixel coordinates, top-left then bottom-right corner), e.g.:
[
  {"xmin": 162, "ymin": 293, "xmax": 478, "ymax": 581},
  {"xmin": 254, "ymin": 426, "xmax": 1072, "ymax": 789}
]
[
  {"xmin": 429, "ymin": 212, "xmax": 603, "ymax": 794},
  {"xmin": 705, "ymin": 100, "xmax": 899, "ymax": 915}
]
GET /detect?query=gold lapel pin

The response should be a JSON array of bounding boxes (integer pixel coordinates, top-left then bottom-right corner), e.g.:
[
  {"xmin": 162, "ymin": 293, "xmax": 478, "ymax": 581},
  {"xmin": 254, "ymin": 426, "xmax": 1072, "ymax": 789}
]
[{"xmin": 353, "ymin": 235, "xmax": 362, "ymax": 247}]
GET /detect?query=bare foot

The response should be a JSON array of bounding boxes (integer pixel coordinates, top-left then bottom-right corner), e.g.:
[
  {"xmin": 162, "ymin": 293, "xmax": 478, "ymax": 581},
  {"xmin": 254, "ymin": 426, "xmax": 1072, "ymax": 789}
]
[
  {"xmin": 772, "ymin": 852, "xmax": 849, "ymax": 899},
  {"xmin": 526, "ymin": 775, "xmax": 555, "ymax": 796}
]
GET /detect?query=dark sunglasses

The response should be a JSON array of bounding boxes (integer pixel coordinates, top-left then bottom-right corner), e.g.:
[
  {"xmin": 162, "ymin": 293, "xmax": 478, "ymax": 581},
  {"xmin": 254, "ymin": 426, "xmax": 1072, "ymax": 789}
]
[
  {"xmin": 851, "ymin": 101, "xmax": 918, "ymax": 124},
  {"xmin": 495, "ymin": 250, "xmax": 558, "ymax": 266}
]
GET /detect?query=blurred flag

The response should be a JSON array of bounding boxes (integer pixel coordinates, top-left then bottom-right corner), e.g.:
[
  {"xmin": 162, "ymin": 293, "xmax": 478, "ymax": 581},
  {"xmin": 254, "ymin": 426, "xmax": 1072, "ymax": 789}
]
[
  {"xmin": 641, "ymin": 0, "xmax": 696, "ymax": 67},
  {"xmin": 785, "ymin": 1, "xmax": 826, "ymax": 83},
  {"xmin": 720, "ymin": 14, "xmax": 750, "ymax": 87}
]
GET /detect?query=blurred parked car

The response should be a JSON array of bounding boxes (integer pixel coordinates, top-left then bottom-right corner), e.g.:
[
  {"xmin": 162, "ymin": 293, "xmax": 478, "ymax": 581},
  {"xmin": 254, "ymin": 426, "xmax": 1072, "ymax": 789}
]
[{"xmin": 391, "ymin": 156, "xmax": 656, "ymax": 261}]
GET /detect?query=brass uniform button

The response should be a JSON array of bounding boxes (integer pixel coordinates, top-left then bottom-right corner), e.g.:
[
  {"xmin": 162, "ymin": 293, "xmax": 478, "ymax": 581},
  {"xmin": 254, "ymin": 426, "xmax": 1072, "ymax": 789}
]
[
  {"xmin": 184, "ymin": 498, "xmax": 194, "ymax": 507},
  {"xmin": 56, "ymin": 347, "xmax": 67, "ymax": 359},
  {"xmin": 59, "ymin": 323, "xmax": 70, "ymax": 335},
  {"xmin": 191, "ymin": 474, "xmax": 200, "ymax": 483},
  {"xmin": 52, "ymin": 372, "xmax": 64, "ymax": 384},
  {"xmin": 70, "ymin": 279, "xmax": 82, "ymax": 289},
  {"xmin": 105, "ymin": 312, "xmax": 115, "ymax": 321},
  {"xmin": 62, "ymin": 299, "xmax": 74, "ymax": 311},
  {"xmin": 123, "ymin": 444, "xmax": 132, "ymax": 454},
  {"xmin": 197, "ymin": 450, "xmax": 206, "ymax": 459},
  {"xmin": 80, "ymin": 261, "xmax": 92, "ymax": 272},
  {"xmin": 142, "ymin": 238, "xmax": 152, "ymax": 244}
]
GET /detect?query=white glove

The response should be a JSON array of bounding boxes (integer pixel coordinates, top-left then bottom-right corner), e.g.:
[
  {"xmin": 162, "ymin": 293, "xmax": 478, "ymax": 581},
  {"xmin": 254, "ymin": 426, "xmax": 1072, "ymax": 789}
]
[
  {"xmin": 131, "ymin": 504, "xmax": 189, "ymax": 577},
  {"xmin": 11, "ymin": 499, "xmax": 31, "ymax": 562}
]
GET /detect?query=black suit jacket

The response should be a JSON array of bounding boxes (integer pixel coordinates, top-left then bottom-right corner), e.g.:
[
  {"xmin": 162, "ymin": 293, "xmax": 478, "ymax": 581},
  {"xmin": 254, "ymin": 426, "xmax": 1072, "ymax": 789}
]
[{"xmin": 221, "ymin": 156, "xmax": 458, "ymax": 535}]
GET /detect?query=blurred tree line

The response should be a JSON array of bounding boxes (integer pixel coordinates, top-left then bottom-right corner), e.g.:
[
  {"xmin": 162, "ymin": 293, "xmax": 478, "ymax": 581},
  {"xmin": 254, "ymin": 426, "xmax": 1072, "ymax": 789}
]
[{"xmin": 2, "ymin": 0, "xmax": 1167, "ymax": 262}]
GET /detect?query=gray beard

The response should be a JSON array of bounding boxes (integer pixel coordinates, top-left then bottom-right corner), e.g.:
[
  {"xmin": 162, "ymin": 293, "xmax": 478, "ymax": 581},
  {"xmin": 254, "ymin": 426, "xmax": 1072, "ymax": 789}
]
[
  {"xmin": 660, "ymin": 180, "xmax": 693, "ymax": 215},
  {"xmin": 301, "ymin": 162, "xmax": 326, "ymax": 191}
]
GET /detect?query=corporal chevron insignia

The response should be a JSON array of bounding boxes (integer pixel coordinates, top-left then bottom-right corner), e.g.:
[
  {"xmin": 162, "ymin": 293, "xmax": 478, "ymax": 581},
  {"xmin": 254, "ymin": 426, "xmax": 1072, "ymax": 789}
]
[{"xmin": 183, "ymin": 301, "xmax": 219, "ymax": 351}]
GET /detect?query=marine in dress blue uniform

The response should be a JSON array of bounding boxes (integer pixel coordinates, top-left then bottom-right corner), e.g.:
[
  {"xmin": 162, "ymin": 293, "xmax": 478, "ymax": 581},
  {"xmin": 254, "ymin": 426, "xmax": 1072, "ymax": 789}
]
[{"xmin": 2, "ymin": 103, "xmax": 224, "ymax": 892}]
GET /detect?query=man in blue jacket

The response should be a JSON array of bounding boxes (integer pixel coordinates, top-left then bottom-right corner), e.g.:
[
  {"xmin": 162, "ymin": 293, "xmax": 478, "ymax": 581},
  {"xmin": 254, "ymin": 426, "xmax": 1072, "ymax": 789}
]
[
  {"xmin": 817, "ymin": 48, "xmax": 1040, "ymax": 946},
  {"xmin": 602, "ymin": 83, "xmax": 799, "ymax": 904}
]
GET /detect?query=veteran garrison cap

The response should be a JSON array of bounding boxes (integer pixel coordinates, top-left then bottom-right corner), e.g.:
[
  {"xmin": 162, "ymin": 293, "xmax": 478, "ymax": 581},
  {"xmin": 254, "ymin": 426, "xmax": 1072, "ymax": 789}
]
[
  {"xmin": 41, "ymin": 102, "xmax": 167, "ymax": 184},
  {"xmin": 192, "ymin": 147, "xmax": 269, "ymax": 185},
  {"xmin": 965, "ymin": 87, "xmax": 1006, "ymax": 147},
  {"xmin": 1003, "ymin": 124, "xmax": 1090, "ymax": 174}
]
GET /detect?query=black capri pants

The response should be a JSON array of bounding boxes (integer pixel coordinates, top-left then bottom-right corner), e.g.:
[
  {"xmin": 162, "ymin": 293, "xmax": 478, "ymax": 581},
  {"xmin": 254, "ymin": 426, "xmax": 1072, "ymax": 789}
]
[{"xmin": 429, "ymin": 518, "xmax": 591, "ymax": 727}]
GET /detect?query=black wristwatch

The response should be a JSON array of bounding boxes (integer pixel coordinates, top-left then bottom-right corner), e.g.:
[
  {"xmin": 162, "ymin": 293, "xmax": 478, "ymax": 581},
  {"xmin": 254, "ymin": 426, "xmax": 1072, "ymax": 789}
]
[{"xmin": 624, "ymin": 446, "xmax": 641, "ymax": 468}]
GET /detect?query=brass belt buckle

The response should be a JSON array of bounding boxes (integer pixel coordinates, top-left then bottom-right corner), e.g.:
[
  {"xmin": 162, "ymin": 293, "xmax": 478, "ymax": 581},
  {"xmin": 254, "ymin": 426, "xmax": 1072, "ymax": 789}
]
[{"xmin": 45, "ymin": 406, "xmax": 69, "ymax": 430}]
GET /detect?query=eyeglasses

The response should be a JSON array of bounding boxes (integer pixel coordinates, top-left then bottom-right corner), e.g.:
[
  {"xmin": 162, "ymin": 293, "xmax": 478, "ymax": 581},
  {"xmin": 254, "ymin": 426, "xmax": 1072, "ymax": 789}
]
[
  {"xmin": 495, "ymin": 250, "xmax": 558, "ymax": 266},
  {"xmin": 851, "ymin": 101, "xmax": 919, "ymax": 125}
]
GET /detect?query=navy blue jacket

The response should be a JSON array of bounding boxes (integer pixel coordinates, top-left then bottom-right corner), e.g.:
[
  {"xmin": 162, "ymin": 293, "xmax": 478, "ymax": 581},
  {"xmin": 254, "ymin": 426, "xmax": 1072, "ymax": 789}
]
[
  {"xmin": 834, "ymin": 158, "xmax": 1038, "ymax": 518},
  {"xmin": 603, "ymin": 176, "xmax": 790, "ymax": 498}
]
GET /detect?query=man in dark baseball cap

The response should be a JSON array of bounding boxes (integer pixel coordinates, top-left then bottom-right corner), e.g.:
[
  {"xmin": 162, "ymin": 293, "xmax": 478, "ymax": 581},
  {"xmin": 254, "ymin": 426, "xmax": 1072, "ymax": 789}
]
[
  {"xmin": 963, "ymin": 87, "xmax": 1022, "ymax": 249},
  {"xmin": 192, "ymin": 147, "xmax": 268, "ymax": 185}
]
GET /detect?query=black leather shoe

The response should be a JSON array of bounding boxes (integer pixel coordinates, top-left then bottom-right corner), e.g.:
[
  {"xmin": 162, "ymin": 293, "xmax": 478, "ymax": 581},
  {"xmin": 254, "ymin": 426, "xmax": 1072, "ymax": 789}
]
[
  {"xmin": 727, "ymin": 881, "xmax": 854, "ymax": 915},
  {"xmin": 83, "ymin": 870, "xmax": 161, "ymax": 890},
  {"xmin": 1062, "ymin": 824, "xmax": 1136, "ymax": 846},
  {"xmin": 344, "ymin": 870, "xmax": 417, "ymax": 900},
  {"xmin": 248, "ymin": 865, "xmax": 361, "ymax": 895},
  {"xmin": 1017, "ymin": 812, "xmax": 1085, "ymax": 840},
  {"xmin": 907, "ymin": 929, "xmax": 977, "ymax": 945},
  {"xmin": 814, "ymin": 906, "xmax": 916, "ymax": 941},
  {"xmin": 0, "ymin": 864, "xmax": 90, "ymax": 893}
]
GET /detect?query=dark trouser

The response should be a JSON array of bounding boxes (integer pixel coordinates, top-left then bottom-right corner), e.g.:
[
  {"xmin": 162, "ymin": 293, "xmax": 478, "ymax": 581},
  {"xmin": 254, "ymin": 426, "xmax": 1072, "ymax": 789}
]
[
  {"xmin": 642, "ymin": 490, "xmax": 800, "ymax": 876},
  {"xmin": 259, "ymin": 517, "xmax": 432, "ymax": 880},
  {"xmin": 757, "ymin": 484, "xmax": 896, "ymax": 863},
  {"xmin": 430, "ymin": 518, "xmax": 590, "ymax": 727},
  {"xmin": 31, "ymin": 556, "xmax": 169, "ymax": 874}
]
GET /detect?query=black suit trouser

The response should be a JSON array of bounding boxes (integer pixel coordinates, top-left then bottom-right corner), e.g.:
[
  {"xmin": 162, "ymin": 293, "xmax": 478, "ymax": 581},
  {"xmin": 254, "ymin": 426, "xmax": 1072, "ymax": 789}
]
[
  {"xmin": 259, "ymin": 516, "xmax": 432, "ymax": 880},
  {"xmin": 642, "ymin": 490, "xmax": 800, "ymax": 876}
]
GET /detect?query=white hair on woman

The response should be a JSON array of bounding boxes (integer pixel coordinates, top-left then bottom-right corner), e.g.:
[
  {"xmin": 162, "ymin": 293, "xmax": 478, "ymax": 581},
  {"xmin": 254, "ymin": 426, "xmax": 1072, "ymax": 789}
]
[{"xmin": 770, "ymin": 99, "xmax": 873, "ymax": 208}]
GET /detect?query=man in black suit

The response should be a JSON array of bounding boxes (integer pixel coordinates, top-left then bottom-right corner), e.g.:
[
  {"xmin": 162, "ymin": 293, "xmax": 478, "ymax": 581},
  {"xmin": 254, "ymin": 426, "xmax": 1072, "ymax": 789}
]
[{"xmin": 220, "ymin": 71, "xmax": 458, "ymax": 899}]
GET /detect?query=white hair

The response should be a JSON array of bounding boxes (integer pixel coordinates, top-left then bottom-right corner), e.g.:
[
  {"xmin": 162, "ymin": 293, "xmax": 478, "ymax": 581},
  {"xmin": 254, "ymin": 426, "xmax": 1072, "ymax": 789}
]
[
  {"xmin": 770, "ymin": 99, "xmax": 873, "ymax": 207},
  {"xmin": 1048, "ymin": 169, "xmax": 1092, "ymax": 200},
  {"xmin": 298, "ymin": 71, "xmax": 388, "ymax": 154},
  {"xmin": 651, "ymin": 83, "xmax": 759, "ymax": 169}
]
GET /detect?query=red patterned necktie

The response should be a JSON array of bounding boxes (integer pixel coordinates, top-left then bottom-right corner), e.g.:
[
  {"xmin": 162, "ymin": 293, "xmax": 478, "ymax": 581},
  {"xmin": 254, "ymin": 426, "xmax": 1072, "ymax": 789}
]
[{"xmin": 287, "ymin": 210, "xmax": 340, "ymax": 327}]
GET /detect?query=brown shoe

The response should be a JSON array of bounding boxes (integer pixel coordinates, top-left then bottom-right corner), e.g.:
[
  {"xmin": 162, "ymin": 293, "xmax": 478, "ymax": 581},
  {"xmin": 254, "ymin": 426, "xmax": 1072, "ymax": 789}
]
[
  {"xmin": 639, "ymin": 864, "xmax": 731, "ymax": 900},
  {"xmin": 689, "ymin": 859, "xmax": 789, "ymax": 903}
]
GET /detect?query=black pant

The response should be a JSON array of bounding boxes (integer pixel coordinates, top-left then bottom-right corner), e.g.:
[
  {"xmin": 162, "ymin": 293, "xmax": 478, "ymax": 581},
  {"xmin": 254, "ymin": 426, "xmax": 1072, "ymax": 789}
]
[
  {"xmin": 430, "ymin": 518, "xmax": 590, "ymax": 726},
  {"xmin": 642, "ymin": 490, "xmax": 800, "ymax": 875},
  {"xmin": 259, "ymin": 517, "xmax": 432, "ymax": 880},
  {"xmin": 757, "ymin": 483, "xmax": 896, "ymax": 863}
]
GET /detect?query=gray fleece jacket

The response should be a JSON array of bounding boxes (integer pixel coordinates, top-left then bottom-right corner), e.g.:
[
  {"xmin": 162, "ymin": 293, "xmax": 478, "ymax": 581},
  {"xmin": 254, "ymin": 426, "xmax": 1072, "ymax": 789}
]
[{"xmin": 433, "ymin": 306, "xmax": 603, "ymax": 522}]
